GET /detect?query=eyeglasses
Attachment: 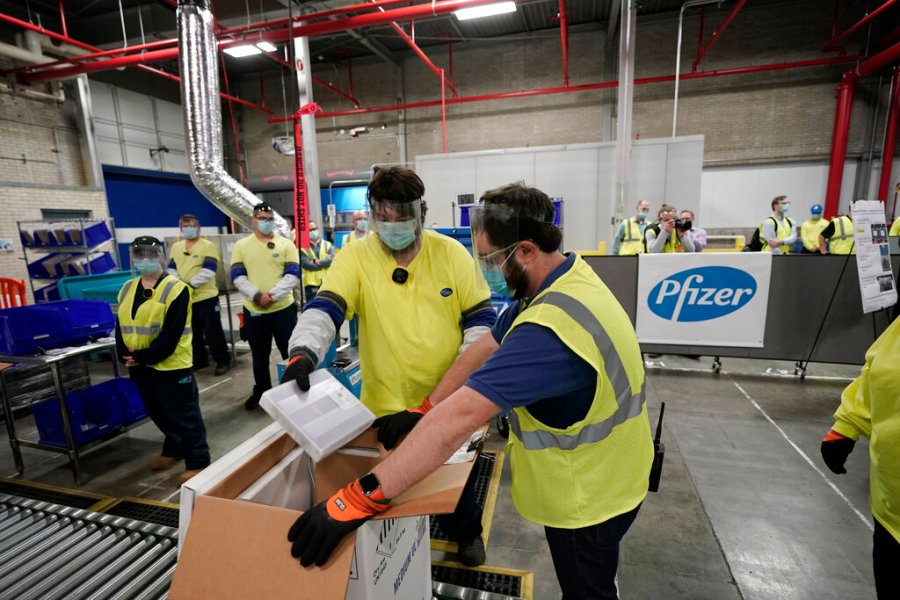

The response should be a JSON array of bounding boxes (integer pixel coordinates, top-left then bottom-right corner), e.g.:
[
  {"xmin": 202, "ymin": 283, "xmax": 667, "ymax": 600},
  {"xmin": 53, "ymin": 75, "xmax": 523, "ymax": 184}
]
[{"xmin": 477, "ymin": 243, "xmax": 518, "ymax": 267}]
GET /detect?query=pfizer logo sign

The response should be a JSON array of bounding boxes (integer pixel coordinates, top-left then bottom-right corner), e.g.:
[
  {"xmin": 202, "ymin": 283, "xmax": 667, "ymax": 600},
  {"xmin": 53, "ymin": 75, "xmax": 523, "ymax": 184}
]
[{"xmin": 648, "ymin": 267, "xmax": 757, "ymax": 322}]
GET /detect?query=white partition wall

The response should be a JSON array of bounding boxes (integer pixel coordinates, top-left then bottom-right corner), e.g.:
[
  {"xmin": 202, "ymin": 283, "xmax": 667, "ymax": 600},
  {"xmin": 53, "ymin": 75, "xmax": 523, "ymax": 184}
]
[{"xmin": 416, "ymin": 135, "xmax": 704, "ymax": 252}]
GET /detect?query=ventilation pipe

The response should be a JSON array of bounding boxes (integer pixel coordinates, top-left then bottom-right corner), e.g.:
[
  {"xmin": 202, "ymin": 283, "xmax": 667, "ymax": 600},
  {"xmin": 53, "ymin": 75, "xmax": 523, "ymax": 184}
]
[{"xmin": 177, "ymin": 0, "xmax": 291, "ymax": 236}]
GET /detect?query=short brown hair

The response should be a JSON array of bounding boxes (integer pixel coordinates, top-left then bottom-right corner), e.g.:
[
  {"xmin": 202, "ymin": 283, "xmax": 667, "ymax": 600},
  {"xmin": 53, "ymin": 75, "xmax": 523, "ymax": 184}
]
[
  {"xmin": 771, "ymin": 195, "xmax": 787, "ymax": 210},
  {"xmin": 367, "ymin": 166, "xmax": 425, "ymax": 205},
  {"xmin": 479, "ymin": 182, "xmax": 562, "ymax": 253},
  {"xmin": 657, "ymin": 204, "xmax": 676, "ymax": 218}
]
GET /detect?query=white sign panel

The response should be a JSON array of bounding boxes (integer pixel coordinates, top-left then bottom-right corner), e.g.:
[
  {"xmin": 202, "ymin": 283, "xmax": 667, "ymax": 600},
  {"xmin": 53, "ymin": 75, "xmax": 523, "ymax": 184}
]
[
  {"xmin": 851, "ymin": 200, "xmax": 898, "ymax": 314},
  {"xmin": 636, "ymin": 253, "xmax": 773, "ymax": 347}
]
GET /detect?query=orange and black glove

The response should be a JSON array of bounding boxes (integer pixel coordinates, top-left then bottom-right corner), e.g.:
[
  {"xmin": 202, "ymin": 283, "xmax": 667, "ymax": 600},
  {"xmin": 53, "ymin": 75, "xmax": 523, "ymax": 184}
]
[
  {"xmin": 820, "ymin": 430, "xmax": 855, "ymax": 474},
  {"xmin": 282, "ymin": 349, "xmax": 316, "ymax": 391},
  {"xmin": 373, "ymin": 397, "xmax": 433, "ymax": 450},
  {"xmin": 288, "ymin": 474, "xmax": 390, "ymax": 567}
]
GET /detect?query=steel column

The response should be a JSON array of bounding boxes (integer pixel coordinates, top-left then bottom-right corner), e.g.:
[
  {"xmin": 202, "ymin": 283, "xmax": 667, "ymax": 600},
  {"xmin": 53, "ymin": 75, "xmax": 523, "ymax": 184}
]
[{"xmin": 877, "ymin": 66, "xmax": 900, "ymax": 202}]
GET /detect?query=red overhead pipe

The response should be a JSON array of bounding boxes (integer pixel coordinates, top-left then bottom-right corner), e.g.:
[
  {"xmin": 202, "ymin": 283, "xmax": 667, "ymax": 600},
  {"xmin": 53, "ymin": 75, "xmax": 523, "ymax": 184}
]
[
  {"xmin": 691, "ymin": 0, "xmax": 746, "ymax": 72},
  {"xmin": 877, "ymin": 66, "xmax": 900, "ymax": 202},
  {"xmin": 558, "ymin": 0, "xmax": 569, "ymax": 87},
  {"xmin": 0, "ymin": 10, "xmax": 271, "ymax": 114},
  {"xmin": 387, "ymin": 20, "xmax": 458, "ymax": 97},
  {"xmin": 830, "ymin": 0, "xmax": 841, "ymax": 43},
  {"xmin": 58, "ymin": 0, "xmax": 68, "ymax": 37},
  {"xmin": 15, "ymin": 0, "xmax": 507, "ymax": 83},
  {"xmin": 265, "ymin": 54, "xmax": 861, "ymax": 122},
  {"xmin": 257, "ymin": 48, "xmax": 361, "ymax": 107},
  {"xmin": 219, "ymin": 51, "xmax": 249, "ymax": 186},
  {"xmin": 10, "ymin": 39, "xmax": 176, "ymax": 76},
  {"xmin": 824, "ymin": 41, "xmax": 900, "ymax": 217},
  {"xmin": 822, "ymin": 0, "xmax": 898, "ymax": 53},
  {"xmin": 218, "ymin": 0, "xmax": 415, "ymax": 37}
]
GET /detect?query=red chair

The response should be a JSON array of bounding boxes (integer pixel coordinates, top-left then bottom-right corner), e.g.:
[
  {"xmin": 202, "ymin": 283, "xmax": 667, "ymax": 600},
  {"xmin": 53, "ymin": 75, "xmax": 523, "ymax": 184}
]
[{"xmin": 0, "ymin": 278, "xmax": 27, "ymax": 309}]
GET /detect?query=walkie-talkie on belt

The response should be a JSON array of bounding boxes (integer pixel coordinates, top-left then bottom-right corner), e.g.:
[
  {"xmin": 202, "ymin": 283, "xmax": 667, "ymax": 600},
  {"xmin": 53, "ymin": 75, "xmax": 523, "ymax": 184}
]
[{"xmin": 648, "ymin": 402, "xmax": 666, "ymax": 493}]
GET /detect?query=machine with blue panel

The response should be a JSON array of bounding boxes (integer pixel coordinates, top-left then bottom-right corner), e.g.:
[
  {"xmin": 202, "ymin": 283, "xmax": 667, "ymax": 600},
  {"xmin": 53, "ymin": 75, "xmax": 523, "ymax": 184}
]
[{"xmin": 277, "ymin": 317, "xmax": 361, "ymax": 399}]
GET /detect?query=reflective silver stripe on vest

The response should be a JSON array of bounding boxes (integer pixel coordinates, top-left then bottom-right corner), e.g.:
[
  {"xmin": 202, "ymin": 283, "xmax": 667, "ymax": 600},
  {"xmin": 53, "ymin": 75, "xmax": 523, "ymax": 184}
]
[
  {"xmin": 835, "ymin": 217, "xmax": 852, "ymax": 240},
  {"xmin": 508, "ymin": 291, "xmax": 646, "ymax": 451},
  {"xmin": 119, "ymin": 279, "xmax": 134, "ymax": 304},
  {"xmin": 158, "ymin": 279, "xmax": 178, "ymax": 303},
  {"xmin": 622, "ymin": 219, "xmax": 639, "ymax": 242},
  {"xmin": 121, "ymin": 325, "xmax": 191, "ymax": 336}
]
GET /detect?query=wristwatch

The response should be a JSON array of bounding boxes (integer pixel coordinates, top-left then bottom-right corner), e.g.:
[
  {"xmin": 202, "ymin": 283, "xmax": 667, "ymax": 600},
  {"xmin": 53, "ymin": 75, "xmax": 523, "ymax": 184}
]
[{"xmin": 358, "ymin": 472, "xmax": 382, "ymax": 496}]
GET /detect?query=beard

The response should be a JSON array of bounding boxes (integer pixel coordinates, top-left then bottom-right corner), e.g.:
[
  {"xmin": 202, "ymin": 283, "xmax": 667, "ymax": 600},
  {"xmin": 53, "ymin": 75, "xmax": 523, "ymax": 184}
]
[{"xmin": 506, "ymin": 258, "xmax": 530, "ymax": 300}]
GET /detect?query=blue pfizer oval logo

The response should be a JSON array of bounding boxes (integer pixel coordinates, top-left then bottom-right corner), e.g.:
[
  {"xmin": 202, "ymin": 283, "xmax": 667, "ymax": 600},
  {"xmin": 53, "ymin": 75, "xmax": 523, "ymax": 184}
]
[
  {"xmin": 648, "ymin": 267, "xmax": 756, "ymax": 322},
  {"xmin": 440, "ymin": 287, "xmax": 453, "ymax": 297}
]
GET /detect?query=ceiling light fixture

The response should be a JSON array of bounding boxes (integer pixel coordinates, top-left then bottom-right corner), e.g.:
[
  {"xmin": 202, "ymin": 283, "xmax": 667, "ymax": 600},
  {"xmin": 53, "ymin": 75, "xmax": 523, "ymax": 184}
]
[
  {"xmin": 454, "ymin": 1, "xmax": 516, "ymax": 21},
  {"xmin": 223, "ymin": 44, "xmax": 262, "ymax": 58},
  {"xmin": 256, "ymin": 41, "xmax": 277, "ymax": 52}
]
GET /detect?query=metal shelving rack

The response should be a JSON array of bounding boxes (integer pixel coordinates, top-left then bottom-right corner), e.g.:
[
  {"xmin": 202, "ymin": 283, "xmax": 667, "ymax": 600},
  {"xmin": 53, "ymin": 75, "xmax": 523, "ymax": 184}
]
[{"xmin": 16, "ymin": 218, "xmax": 121, "ymax": 300}]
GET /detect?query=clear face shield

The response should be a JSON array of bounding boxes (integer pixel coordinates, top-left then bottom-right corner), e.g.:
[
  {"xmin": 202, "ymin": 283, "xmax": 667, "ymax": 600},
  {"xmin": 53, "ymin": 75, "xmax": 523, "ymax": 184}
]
[
  {"xmin": 469, "ymin": 204, "xmax": 526, "ymax": 300},
  {"xmin": 130, "ymin": 243, "xmax": 165, "ymax": 277},
  {"xmin": 369, "ymin": 198, "xmax": 424, "ymax": 256}
]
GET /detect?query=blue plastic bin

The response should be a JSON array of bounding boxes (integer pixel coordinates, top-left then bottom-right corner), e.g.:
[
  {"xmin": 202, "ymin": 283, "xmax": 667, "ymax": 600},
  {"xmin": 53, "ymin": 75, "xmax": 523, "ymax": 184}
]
[
  {"xmin": 112, "ymin": 378, "xmax": 147, "ymax": 424},
  {"xmin": 31, "ymin": 384, "xmax": 126, "ymax": 448},
  {"xmin": 61, "ymin": 252, "xmax": 116, "ymax": 277},
  {"xmin": 34, "ymin": 284, "xmax": 61, "ymax": 303},
  {"xmin": 65, "ymin": 221, "xmax": 112, "ymax": 248},
  {"xmin": 0, "ymin": 305, "xmax": 68, "ymax": 355},
  {"xmin": 58, "ymin": 271, "xmax": 132, "ymax": 301},
  {"xmin": 52, "ymin": 299, "xmax": 115, "ymax": 343},
  {"xmin": 27, "ymin": 254, "xmax": 68, "ymax": 280}
]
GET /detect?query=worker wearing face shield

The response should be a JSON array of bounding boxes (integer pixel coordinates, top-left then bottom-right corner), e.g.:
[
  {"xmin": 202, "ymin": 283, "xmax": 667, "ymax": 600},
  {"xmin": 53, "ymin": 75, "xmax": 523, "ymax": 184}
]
[
  {"xmin": 115, "ymin": 236, "xmax": 210, "ymax": 484},
  {"xmin": 283, "ymin": 166, "xmax": 497, "ymax": 566},
  {"xmin": 286, "ymin": 184, "xmax": 653, "ymax": 600}
]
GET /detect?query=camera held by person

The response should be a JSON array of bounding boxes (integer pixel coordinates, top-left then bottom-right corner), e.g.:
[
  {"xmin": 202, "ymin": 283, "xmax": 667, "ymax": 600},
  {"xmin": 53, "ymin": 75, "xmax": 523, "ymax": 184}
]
[{"xmin": 675, "ymin": 218, "xmax": 693, "ymax": 232}]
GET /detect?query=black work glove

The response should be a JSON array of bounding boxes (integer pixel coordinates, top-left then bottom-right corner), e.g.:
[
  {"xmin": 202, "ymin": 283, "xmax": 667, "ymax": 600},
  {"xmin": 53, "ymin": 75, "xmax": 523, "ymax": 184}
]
[
  {"xmin": 373, "ymin": 398, "xmax": 433, "ymax": 450},
  {"xmin": 820, "ymin": 431, "xmax": 855, "ymax": 474},
  {"xmin": 282, "ymin": 350, "xmax": 316, "ymax": 391},
  {"xmin": 288, "ymin": 479, "xmax": 389, "ymax": 567}
]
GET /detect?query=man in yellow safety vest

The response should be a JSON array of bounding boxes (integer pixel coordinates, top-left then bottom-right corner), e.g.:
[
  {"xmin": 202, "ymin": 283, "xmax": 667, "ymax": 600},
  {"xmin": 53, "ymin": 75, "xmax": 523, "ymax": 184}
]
[
  {"xmin": 300, "ymin": 221, "xmax": 335, "ymax": 304},
  {"xmin": 286, "ymin": 183, "xmax": 653, "ymax": 599},
  {"xmin": 612, "ymin": 199, "xmax": 651, "ymax": 255},
  {"xmin": 819, "ymin": 213, "xmax": 856, "ymax": 255},
  {"xmin": 800, "ymin": 204, "xmax": 829, "ymax": 254}
]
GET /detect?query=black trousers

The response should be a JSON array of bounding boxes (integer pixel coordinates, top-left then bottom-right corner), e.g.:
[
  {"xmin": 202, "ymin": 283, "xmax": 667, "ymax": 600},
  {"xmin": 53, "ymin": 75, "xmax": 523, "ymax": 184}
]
[
  {"xmin": 874, "ymin": 518, "xmax": 900, "ymax": 599},
  {"xmin": 131, "ymin": 367, "xmax": 210, "ymax": 470},
  {"xmin": 303, "ymin": 285, "xmax": 320, "ymax": 307},
  {"xmin": 244, "ymin": 305, "xmax": 297, "ymax": 397},
  {"xmin": 544, "ymin": 503, "xmax": 641, "ymax": 600},
  {"xmin": 191, "ymin": 296, "xmax": 230, "ymax": 367}
]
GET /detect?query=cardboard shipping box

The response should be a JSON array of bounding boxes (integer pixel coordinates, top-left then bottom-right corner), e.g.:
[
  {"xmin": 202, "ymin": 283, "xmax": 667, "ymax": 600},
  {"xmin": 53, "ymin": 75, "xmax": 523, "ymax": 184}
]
[{"xmin": 171, "ymin": 423, "xmax": 482, "ymax": 600}]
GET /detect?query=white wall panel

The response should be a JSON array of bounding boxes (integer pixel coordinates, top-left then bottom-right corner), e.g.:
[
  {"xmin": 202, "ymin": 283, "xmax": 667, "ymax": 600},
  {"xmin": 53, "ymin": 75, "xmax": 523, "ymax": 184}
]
[
  {"xmin": 116, "ymin": 88, "xmax": 155, "ymax": 128},
  {"xmin": 475, "ymin": 153, "xmax": 535, "ymax": 192},
  {"xmin": 416, "ymin": 156, "xmax": 477, "ymax": 227},
  {"xmin": 535, "ymin": 147, "xmax": 601, "ymax": 252}
]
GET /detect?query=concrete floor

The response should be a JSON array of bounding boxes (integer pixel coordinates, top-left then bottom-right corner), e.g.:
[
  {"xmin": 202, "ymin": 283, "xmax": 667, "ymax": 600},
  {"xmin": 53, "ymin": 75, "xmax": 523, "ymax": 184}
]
[{"xmin": 0, "ymin": 346, "xmax": 878, "ymax": 599}]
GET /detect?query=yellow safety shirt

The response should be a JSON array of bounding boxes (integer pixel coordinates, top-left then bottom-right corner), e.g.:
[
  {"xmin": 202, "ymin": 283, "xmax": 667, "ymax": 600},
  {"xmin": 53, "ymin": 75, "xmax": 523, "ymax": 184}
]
[
  {"xmin": 301, "ymin": 240, "xmax": 334, "ymax": 288},
  {"xmin": 504, "ymin": 255, "xmax": 653, "ymax": 528},
  {"xmin": 829, "ymin": 215, "xmax": 856, "ymax": 255},
  {"xmin": 761, "ymin": 216, "xmax": 794, "ymax": 254},
  {"xmin": 230, "ymin": 234, "xmax": 300, "ymax": 314},
  {"xmin": 117, "ymin": 275, "xmax": 192, "ymax": 371},
  {"xmin": 618, "ymin": 218, "xmax": 645, "ymax": 256},
  {"xmin": 319, "ymin": 230, "xmax": 490, "ymax": 417},
  {"xmin": 342, "ymin": 230, "xmax": 367, "ymax": 247},
  {"xmin": 169, "ymin": 238, "xmax": 220, "ymax": 303},
  {"xmin": 831, "ymin": 316, "xmax": 900, "ymax": 543},
  {"xmin": 890, "ymin": 219, "xmax": 900, "ymax": 237},
  {"xmin": 800, "ymin": 218, "xmax": 829, "ymax": 252}
]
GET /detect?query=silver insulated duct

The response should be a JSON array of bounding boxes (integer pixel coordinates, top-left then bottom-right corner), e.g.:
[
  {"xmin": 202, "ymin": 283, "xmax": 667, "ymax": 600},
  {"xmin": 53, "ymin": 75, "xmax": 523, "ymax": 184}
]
[{"xmin": 177, "ymin": 0, "xmax": 292, "ymax": 237}]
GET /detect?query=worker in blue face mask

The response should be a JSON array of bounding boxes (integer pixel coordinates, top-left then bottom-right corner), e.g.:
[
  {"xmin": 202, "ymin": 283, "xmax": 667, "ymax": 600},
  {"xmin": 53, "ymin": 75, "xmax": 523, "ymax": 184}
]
[
  {"xmin": 283, "ymin": 166, "xmax": 497, "ymax": 566},
  {"xmin": 300, "ymin": 221, "xmax": 335, "ymax": 305},
  {"xmin": 116, "ymin": 236, "xmax": 210, "ymax": 484},
  {"xmin": 230, "ymin": 203, "xmax": 301, "ymax": 410},
  {"xmin": 342, "ymin": 210, "xmax": 369, "ymax": 247}
]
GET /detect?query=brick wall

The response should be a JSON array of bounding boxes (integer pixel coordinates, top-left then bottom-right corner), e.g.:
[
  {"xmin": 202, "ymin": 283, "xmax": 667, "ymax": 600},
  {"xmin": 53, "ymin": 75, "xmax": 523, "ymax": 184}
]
[
  {"xmin": 0, "ymin": 81, "xmax": 108, "ymax": 303},
  {"xmin": 233, "ymin": 0, "xmax": 889, "ymax": 179}
]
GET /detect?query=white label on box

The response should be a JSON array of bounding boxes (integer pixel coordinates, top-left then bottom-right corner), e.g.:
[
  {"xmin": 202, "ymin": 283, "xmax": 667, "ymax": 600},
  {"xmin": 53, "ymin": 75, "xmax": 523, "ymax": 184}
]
[
  {"xmin": 318, "ymin": 378, "xmax": 358, "ymax": 411},
  {"xmin": 347, "ymin": 515, "xmax": 431, "ymax": 600}
]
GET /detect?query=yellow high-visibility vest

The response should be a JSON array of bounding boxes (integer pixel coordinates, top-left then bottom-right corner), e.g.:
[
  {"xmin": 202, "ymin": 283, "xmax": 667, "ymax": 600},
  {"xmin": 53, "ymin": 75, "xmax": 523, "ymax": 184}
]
[
  {"xmin": 117, "ymin": 275, "xmax": 192, "ymax": 371},
  {"xmin": 618, "ymin": 218, "xmax": 645, "ymax": 255}
]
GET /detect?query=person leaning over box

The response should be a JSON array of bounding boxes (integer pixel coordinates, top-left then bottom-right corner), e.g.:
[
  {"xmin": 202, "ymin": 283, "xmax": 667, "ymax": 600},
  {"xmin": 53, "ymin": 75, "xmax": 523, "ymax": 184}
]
[
  {"xmin": 286, "ymin": 183, "xmax": 653, "ymax": 600},
  {"xmin": 166, "ymin": 214, "xmax": 230, "ymax": 375},
  {"xmin": 231, "ymin": 203, "xmax": 301, "ymax": 411},
  {"xmin": 116, "ymin": 236, "xmax": 210, "ymax": 485}
]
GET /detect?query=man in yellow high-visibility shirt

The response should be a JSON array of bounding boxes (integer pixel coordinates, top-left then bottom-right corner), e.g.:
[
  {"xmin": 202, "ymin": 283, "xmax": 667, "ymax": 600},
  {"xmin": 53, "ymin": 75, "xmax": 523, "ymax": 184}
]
[
  {"xmin": 300, "ymin": 221, "xmax": 334, "ymax": 304},
  {"xmin": 282, "ymin": 166, "xmax": 496, "ymax": 566},
  {"xmin": 800, "ymin": 204, "xmax": 828, "ymax": 254},
  {"xmin": 821, "ymin": 316, "xmax": 900, "ymax": 599},
  {"xmin": 167, "ymin": 214, "xmax": 230, "ymax": 375},
  {"xmin": 819, "ymin": 213, "xmax": 856, "ymax": 255},
  {"xmin": 230, "ymin": 203, "xmax": 301, "ymax": 410},
  {"xmin": 342, "ymin": 210, "xmax": 369, "ymax": 246}
]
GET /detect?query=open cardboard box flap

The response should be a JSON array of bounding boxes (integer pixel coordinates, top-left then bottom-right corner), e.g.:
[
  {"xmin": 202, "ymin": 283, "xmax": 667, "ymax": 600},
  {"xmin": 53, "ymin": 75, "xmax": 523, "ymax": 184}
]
[{"xmin": 170, "ymin": 425, "xmax": 485, "ymax": 599}]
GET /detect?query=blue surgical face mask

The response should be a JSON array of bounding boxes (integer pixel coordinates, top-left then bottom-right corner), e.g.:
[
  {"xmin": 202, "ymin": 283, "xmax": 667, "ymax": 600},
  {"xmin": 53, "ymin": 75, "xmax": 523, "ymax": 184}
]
[
  {"xmin": 182, "ymin": 226, "xmax": 198, "ymax": 240},
  {"xmin": 377, "ymin": 220, "xmax": 417, "ymax": 251},
  {"xmin": 309, "ymin": 229, "xmax": 319, "ymax": 241},
  {"xmin": 357, "ymin": 219, "xmax": 368, "ymax": 232},
  {"xmin": 134, "ymin": 258, "xmax": 161, "ymax": 276},
  {"xmin": 780, "ymin": 204, "xmax": 790, "ymax": 214},
  {"xmin": 811, "ymin": 214, "xmax": 822, "ymax": 220},
  {"xmin": 482, "ymin": 267, "xmax": 512, "ymax": 297},
  {"xmin": 638, "ymin": 211, "xmax": 650, "ymax": 221},
  {"xmin": 257, "ymin": 219, "xmax": 276, "ymax": 235}
]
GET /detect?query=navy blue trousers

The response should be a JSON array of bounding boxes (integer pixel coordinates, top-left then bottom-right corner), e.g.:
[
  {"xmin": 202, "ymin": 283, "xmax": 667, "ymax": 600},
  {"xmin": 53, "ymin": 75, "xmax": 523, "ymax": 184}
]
[
  {"xmin": 244, "ymin": 305, "xmax": 297, "ymax": 396},
  {"xmin": 544, "ymin": 503, "xmax": 641, "ymax": 600},
  {"xmin": 131, "ymin": 367, "xmax": 210, "ymax": 470}
]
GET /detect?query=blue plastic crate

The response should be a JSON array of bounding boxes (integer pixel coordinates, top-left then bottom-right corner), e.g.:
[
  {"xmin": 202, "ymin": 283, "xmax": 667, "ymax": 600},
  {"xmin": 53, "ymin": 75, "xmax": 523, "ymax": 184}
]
[
  {"xmin": 61, "ymin": 252, "xmax": 116, "ymax": 277},
  {"xmin": 57, "ymin": 271, "xmax": 132, "ymax": 301},
  {"xmin": 34, "ymin": 284, "xmax": 61, "ymax": 303},
  {"xmin": 31, "ymin": 384, "xmax": 125, "ymax": 448},
  {"xmin": 27, "ymin": 253, "xmax": 70, "ymax": 280},
  {"xmin": 47, "ymin": 299, "xmax": 115, "ymax": 344},
  {"xmin": 85, "ymin": 377, "xmax": 145, "ymax": 425},
  {"xmin": 65, "ymin": 221, "xmax": 112, "ymax": 248},
  {"xmin": 0, "ymin": 305, "xmax": 69, "ymax": 355}
]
